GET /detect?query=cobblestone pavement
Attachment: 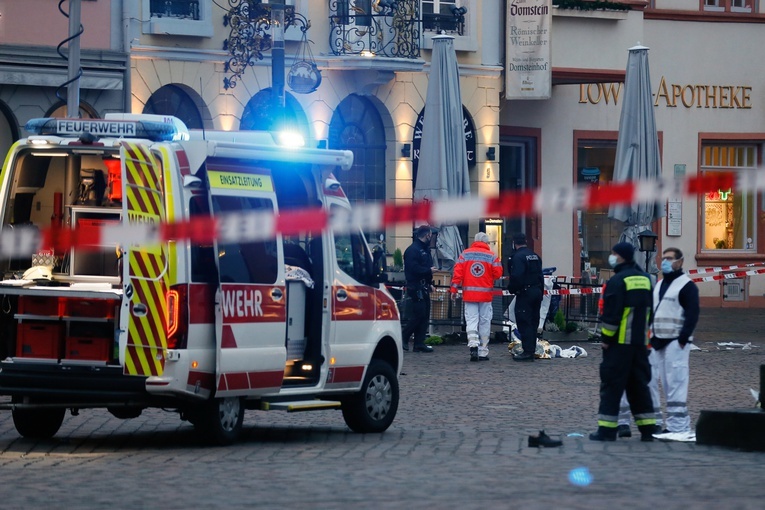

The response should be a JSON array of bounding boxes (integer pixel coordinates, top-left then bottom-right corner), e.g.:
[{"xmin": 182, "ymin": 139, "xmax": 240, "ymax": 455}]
[{"xmin": 0, "ymin": 308, "xmax": 763, "ymax": 509}]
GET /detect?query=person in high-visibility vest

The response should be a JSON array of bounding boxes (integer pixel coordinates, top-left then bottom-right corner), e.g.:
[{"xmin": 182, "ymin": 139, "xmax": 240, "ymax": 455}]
[{"xmin": 650, "ymin": 247, "xmax": 700, "ymax": 441}]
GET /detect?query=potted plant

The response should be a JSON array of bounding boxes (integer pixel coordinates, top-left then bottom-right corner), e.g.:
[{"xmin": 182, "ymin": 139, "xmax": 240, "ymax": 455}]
[
  {"xmin": 388, "ymin": 248, "xmax": 406, "ymax": 282},
  {"xmin": 543, "ymin": 309, "xmax": 590, "ymax": 341}
]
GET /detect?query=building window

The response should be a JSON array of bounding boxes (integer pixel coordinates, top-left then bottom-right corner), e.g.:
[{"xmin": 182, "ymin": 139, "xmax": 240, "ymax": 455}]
[
  {"xmin": 150, "ymin": 0, "xmax": 200, "ymax": 19},
  {"xmin": 422, "ymin": 0, "xmax": 476, "ymax": 51},
  {"xmin": 701, "ymin": 144, "xmax": 758, "ymax": 251},
  {"xmin": 143, "ymin": 0, "xmax": 213, "ymax": 37},
  {"xmin": 702, "ymin": 0, "xmax": 755, "ymax": 12}
]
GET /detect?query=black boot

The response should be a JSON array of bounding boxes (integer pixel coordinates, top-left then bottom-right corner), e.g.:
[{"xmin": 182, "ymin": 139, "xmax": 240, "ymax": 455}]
[
  {"xmin": 589, "ymin": 426, "xmax": 617, "ymax": 441},
  {"xmin": 639, "ymin": 424, "xmax": 658, "ymax": 442}
]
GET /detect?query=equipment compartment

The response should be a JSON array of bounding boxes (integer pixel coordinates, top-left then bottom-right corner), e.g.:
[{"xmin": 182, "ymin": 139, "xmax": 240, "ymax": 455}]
[{"xmin": 16, "ymin": 322, "xmax": 63, "ymax": 358}]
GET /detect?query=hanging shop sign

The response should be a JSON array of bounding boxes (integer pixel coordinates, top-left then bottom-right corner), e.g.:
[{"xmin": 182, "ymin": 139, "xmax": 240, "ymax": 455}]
[
  {"xmin": 505, "ymin": 0, "xmax": 552, "ymax": 100},
  {"xmin": 288, "ymin": 31, "xmax": 322, "ymax": 94}
]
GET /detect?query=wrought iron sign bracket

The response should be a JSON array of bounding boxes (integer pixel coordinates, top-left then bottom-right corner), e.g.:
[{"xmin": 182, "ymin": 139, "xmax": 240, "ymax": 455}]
[{"xmin": 223, "ymin": 0, "xmax": 310, "ymax": 90}]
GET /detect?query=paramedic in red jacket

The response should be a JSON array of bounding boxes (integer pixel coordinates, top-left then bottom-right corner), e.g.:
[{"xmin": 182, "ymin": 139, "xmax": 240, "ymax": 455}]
[{"xmin": 450, "ymin": 232, "xmax": 503, "ymax": 361}]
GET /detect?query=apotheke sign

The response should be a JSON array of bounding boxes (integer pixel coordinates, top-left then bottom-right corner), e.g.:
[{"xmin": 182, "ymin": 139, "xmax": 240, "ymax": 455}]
[{"xmin": 579, "ymin": 76, "xmax": 752, "ymax": 109}]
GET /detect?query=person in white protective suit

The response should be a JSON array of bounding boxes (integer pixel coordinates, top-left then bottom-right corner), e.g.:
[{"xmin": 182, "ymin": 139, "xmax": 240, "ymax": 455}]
[
  {"xmin": 617, "ymin": 247, "xmax": 699, "ymax": 441},
  {"xmin": 650, "ymin": 247, "xmax": 699, "ymax": 441}
]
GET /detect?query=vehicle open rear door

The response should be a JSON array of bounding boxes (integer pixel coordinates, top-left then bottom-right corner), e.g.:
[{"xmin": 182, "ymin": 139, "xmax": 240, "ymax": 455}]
[{"xmin": 119, "ymin": 141, "xmax": 169, "ymax": 377}]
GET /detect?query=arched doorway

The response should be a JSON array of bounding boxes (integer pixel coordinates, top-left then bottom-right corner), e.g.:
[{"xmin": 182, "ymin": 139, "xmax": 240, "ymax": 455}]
[
  {"xmin": 143, "ymin": 84, "xmax": 213, "ymax": 130},
  {"xmin": 240, "ymin": 88, "xmax": 310, "ymax": 140},
  {"xmin": 45, "ymin": 102, "xmax": 99, "ymax": 119},
  {"xmin": 328, "ymin": 94, "xmax": 387, "ymax": 243},
  {"xmin": 0, "ymin": 100, "xmax": 19, "ymax": 163}
]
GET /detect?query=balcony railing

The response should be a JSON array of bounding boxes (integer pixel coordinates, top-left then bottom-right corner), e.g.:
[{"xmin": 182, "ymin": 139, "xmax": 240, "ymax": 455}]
[{"xmin": 329, "ymin": 0, "xmax": 421, "ymax": 58}]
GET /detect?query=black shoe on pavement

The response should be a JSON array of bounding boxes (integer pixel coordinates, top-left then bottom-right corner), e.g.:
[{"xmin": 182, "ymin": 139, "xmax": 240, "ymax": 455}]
[
  {"xmin": 640, "ymin": 433, "xmax": 654, "ymax": 442},
  {"xmin": 402, "ymin": 343, "xmax": 409, "ymax": 352},
  {"xmin": 528, "ymin": 430, "xmax": 562, "ymax": 448},
  {"xmin": 513, "ymin": 352, "xmax": 534, "ymax": 362},
  {"xmin": 413, "ymin": 345, "xmax": 434, "ymax": 353},
  {"xmin": 589, "ymin": 428, "xmax": 617, "ymax": 442},
  {"xmin": 470, "ymin": 346, "xmax": 478, "ymax": 362},
  {"xmin": 478, "ymin": 356, "xmax": 489, "ymax": 361},
  {"xmin": 617, "ymin": 424, "xmax": 632, "ymax": 438}
]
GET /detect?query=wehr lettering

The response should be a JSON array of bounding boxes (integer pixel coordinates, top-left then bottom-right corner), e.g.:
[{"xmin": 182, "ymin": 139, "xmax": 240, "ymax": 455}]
[{"xmin": 221, "ymin": 288, "xmax": 264, "ymax": 319}]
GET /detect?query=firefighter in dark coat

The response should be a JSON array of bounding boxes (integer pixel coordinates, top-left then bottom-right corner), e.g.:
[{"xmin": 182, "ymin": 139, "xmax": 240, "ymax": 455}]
[{"xmin": 590, "ymin": 242, "xmax": 657, "ymax": 442}]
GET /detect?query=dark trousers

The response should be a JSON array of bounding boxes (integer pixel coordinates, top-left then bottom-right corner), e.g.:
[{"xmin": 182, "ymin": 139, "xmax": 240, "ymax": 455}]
[
  {"xmin": 401, "ymin": 294, "xmax": 430, "ymax": 348},
  {"xmin": 598, "ymin": 343, "xmax": 656, "ymax": 428},
  {"xmin": 514, "ymin": 287, "xmax": 542, "ymax": 355}
]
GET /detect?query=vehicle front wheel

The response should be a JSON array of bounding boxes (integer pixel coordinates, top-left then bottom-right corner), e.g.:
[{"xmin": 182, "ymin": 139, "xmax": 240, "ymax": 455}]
[
  {"xmin": 342, "ymin": 359, "xmax": 399, "ymax": 433},
  {"xmin": 12, "ymin": 407, "xmax": 66, "ymax": 439},
  {"xmin": 194, "ymin": 396, "xmax": 244, "ymax": 445}
]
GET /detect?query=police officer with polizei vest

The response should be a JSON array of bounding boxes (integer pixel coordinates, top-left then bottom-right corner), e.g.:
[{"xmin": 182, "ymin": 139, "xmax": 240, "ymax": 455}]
[
  {"xmin": 506, "ymin": 232, "xmax": 543, "ymax": 362},
  {"xmin": 590, "ymin": 242, "xmax": 657, "ymax": 442},
  {"xmin": 401, "ymin": 225, "xmax": 436, "ymax": 353}
]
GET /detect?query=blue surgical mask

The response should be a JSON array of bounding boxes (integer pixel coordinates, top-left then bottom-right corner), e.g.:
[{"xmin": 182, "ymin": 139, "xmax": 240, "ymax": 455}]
[
  {"xmin": 661, "ymin": 259, "xmax": 674, "ymax": 274},
  {"xmin": 608, "ymin": 254, "xmax": 618, "ymax": 268}
]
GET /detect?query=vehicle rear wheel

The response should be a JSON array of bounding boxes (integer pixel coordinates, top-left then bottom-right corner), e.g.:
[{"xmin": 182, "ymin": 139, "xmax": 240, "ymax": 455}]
[
  {"xmin": 342, "ymin": 359, "xmax": 399, "ymax": 433},
  {"xmin": 12, "ymin": 407, "xmax": 66, "ymax": 439},
  {"xmin": 194, "ymin": 397, "xmax": 244, "ymax": 445}
]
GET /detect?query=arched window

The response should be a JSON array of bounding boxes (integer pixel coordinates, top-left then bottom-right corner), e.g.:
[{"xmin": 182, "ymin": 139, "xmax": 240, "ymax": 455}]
[
  {"xmin": 143, "ymin": 84, "xmax": 210, "ymax": 130},
  {"xmin": 240, "ymin": 88, "xmax": 310, "ymax": 140},
  {"xmin": 328, "ymin": 94, "xmax": 386, "ymax": 205},
  {"xmin": 45, "ymin": 102, "xmax": 99, "ymax": 119}
]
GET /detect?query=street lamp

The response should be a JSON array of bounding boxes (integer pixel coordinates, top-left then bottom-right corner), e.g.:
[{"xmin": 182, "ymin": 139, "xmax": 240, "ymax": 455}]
[{"xmin": 637, "ymin": 229, "xmax": 658, "ymax": 273}]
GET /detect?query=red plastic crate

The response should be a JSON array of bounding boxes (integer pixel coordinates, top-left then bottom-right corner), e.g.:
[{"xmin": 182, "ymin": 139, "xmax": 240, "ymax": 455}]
[
  {"xmin": 18, "ymin": 295, "xmax": 62, "ymax": 316},
  {"xmin": 16, "ymin": 322, "xmax": 63, "ymax": 358},
  {"xmin": 64, "ymin": 336, "xmax": 111, "ymax": 361},
  {"xmin": 63, "ymin": 298, "xmax": 118, "ymax": 319}
]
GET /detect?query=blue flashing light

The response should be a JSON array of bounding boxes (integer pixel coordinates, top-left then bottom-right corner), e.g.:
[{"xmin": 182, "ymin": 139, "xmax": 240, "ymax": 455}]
[{"xmin": 24, "ymin": 118, "xmax": 178, "ymax": 142}]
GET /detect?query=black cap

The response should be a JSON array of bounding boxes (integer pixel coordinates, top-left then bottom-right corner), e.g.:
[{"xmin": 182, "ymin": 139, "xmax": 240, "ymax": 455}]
[
  {"xmin": 612, "ymin": 242, "xmax": 634, "ymax": 262},
  {"xmin": 512, "ymin": 232, "xmax": 527, "ymax": 245},
  {"xmin": 415, "ymin": 225, "xmax": 432, "ymax": 238}
]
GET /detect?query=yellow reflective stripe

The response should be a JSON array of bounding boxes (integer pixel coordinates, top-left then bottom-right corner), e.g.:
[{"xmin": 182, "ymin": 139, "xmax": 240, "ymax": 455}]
[
  {"xmin": 598, "ymin": 420, "xmax": 618, "ymax": 428},
  {"xmin": 624, "ymin": 275, "xmax": 651, "ymax": 291},
  {"xmin": 618, "ymin": 308, "xmax": 631, "ymax": 344}
]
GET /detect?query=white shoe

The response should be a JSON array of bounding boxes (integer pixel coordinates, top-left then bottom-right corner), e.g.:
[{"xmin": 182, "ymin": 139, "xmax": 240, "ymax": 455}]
[{"xmin": 653, "ymin": 430, "xmax": 696, "ymax": 442}]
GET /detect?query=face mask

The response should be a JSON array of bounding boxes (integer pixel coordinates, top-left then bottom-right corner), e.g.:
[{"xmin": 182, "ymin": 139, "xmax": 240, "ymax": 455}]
[
  {"xmin": 608, "ymin": 254, "xmax": 618, "ymax": 268},
  {"xmin": 661, "ymin": 259, "xmax": 674, "ymax": 274}
]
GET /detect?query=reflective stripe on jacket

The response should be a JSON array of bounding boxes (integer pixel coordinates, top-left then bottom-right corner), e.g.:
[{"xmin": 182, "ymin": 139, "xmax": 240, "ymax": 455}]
[
  {"xmin": 450, "ymin": 241, "xmax": 503, "ymax": 302},
  {"xmin": 599, "ymin": 262, "xmax": 653, "ymax": 345}
]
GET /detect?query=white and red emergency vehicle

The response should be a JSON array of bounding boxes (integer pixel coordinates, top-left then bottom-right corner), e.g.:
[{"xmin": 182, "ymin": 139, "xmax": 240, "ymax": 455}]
[{"xmin": 0, "ymin": 115, "xmax": 402, "ymax": 444}]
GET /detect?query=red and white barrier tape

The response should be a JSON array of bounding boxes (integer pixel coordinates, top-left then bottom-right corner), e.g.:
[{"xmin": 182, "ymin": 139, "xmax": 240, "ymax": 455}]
[
  {"xmin": 690, "ymin": 267, "xmax": 765, "ymax": 283},
  {"xmin": 687, "ymin": 261, "xmax": 765, "ymax": 275},
  {"xmin": 1, "ymin": 170, "xmax": 764, "ymax": 257}
]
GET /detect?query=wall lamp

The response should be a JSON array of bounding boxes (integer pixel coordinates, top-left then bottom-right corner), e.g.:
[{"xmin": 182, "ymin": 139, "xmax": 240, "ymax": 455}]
[
  {"xmin": 401, "ymin": 143, "xmax": 411, "ymax": 157},
  {"xmin": 486, "ymin": 146, "xmax": 496, "ymax": 161}
]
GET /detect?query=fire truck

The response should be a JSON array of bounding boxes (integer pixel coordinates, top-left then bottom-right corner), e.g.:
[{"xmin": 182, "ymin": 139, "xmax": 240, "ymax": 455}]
[{"xmin": 0, "ymin": 115, "xmax": 402, "ymax": 444}]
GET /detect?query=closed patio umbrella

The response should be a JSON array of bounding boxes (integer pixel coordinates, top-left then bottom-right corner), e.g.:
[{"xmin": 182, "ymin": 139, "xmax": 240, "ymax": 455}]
[
  {"xmin": 608, "ymin": 45, "xmax": 665, "ymax": 274},
  {"xmin": 414, "ymin": 35, "xmax": 470, "ymax": 271}
]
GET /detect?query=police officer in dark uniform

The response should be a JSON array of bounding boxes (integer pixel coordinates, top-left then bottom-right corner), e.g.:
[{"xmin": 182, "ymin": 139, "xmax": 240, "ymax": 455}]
[
  {"xmin": 401, "ymin": 225, "xmax": 435, "ymax": 353},
  {"xmin": 507, "ymin": 232, "xmax": 543, "ymax": 362}
]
